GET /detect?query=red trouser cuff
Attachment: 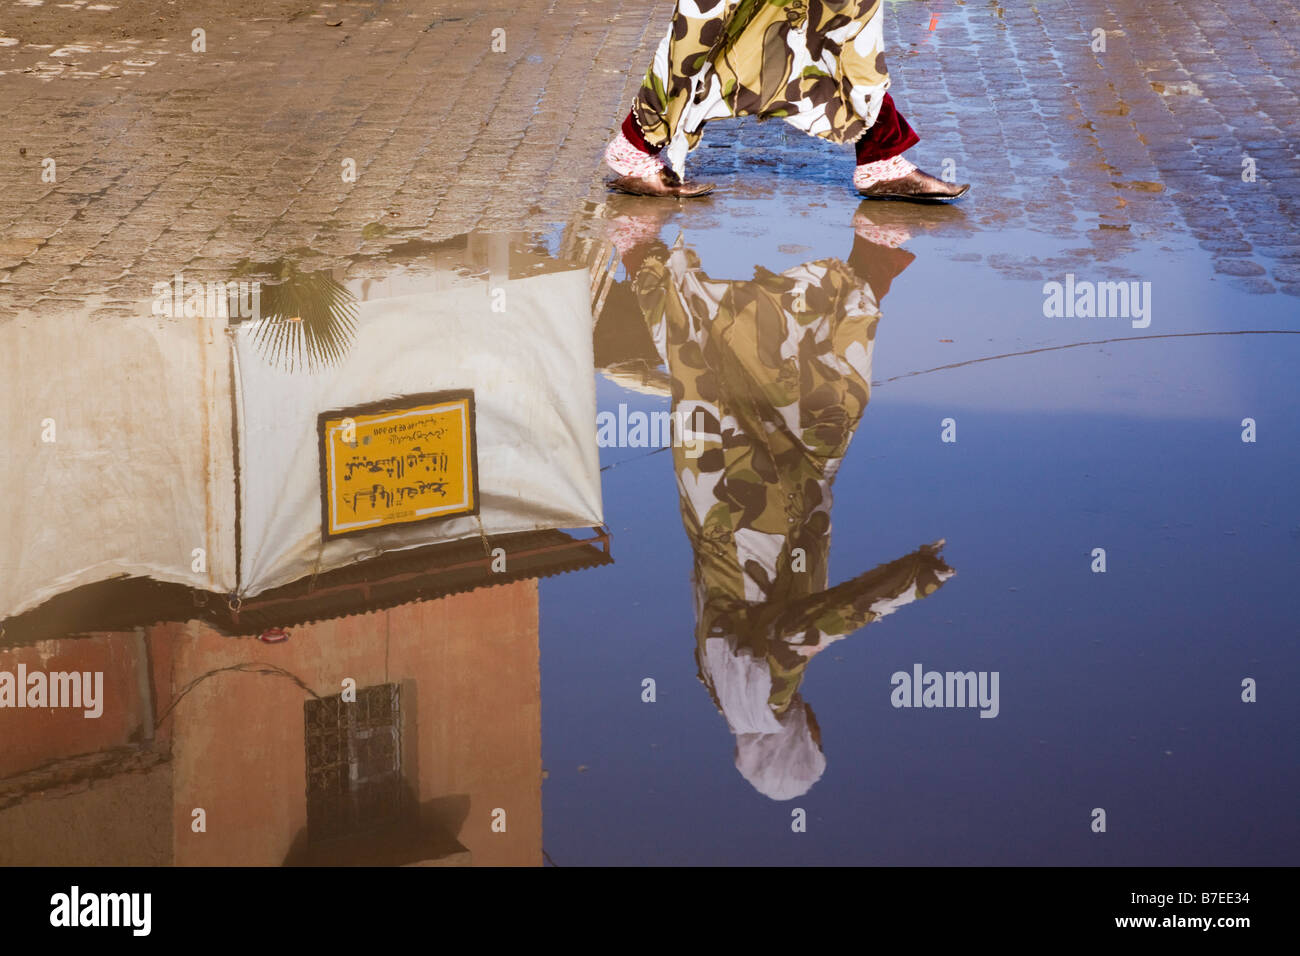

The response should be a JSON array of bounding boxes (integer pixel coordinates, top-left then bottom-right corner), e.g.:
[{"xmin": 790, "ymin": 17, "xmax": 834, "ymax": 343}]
[
  {"xmin": 856, "ymin": 93, "xmax": 920, "ymax": 164},
  {"xmin": 621, "ymin": 111, "xmax": 661, "ymax": 156}
]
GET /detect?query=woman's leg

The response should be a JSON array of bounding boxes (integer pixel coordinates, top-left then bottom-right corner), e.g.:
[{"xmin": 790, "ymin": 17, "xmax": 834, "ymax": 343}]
[
  {"xmin": 605, "ymin": 111, "xmax": 669, "ymax": 181},
  {"xmin": 817, "ymin": 2, "xmax": 966, "ymax": 201},
  {"xmin": 604, "ymin": 0, "xmax": 966, "ymax": 200},
  {"xmin": 852, "ymin": 94, "xmax": 968, "ymax": 201},
  {"xmin": 605, "ymin": 110, "xmax": 716, "ymax": 197},
  {"xmin": 603, "ymin": 2, "xmax": 735, "ymax": 198},
  {"xmin": 854, "ymin": 94, "xmax": 919, "ymax": 164}
]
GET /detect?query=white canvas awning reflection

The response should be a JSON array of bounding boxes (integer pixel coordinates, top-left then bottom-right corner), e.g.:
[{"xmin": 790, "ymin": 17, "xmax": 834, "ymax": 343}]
[{"xmin": 0, "ymin": 241, "xmax": 602, "ymax": 621}]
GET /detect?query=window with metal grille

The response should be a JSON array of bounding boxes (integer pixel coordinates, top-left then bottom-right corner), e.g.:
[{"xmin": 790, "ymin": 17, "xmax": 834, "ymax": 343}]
[{"xmin": 304, "ymin": 682, "xmax": 404, "ymax": 842}]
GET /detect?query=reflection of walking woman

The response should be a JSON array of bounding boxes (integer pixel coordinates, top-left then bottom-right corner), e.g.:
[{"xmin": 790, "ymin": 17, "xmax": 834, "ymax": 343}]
[
  {"xmin": 600, "ymin": 213, "xmax": 955, "ymax": 798},
  {"xmin": 605, "ymin": 0, "xmax": 969, "ymax": 201}
]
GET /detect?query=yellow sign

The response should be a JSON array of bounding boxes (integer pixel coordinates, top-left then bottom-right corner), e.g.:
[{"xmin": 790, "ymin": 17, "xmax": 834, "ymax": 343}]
[{"xmin": 319, "ymin": 391, "xmax": 478, "ymax": 538}]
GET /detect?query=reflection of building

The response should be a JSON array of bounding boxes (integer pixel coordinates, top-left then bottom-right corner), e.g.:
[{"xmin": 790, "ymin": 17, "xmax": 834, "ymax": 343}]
[
  {"xmin": 0, "ymin": 580, "xmax": 563, "ymax": 865},
  {"xmin": 0, "ymin": 235, "xmax": 609, "ymax": 865},
  {"xmin": 1, "ymin": 233, "xmax": 601, "ymax": 622}
]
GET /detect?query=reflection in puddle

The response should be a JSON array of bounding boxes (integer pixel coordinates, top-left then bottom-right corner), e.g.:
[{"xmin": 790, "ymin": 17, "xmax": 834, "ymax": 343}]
[
  {"xmin": 598, "ymin": 201, "xmax": 956, "ymax": 801},
  {"xmin": 233, "ymin": 260, "xmax": 359, "ymax": 373},
  {"xmin": 4, "ymin": 202, "xmax": 1296, "ymax": 866},
  {"xmin": 596, "ymin": 201, "xmax": 954, "ymax": 799},
  {"xmin": 0, "ymin": 234, "xmax": 609, "ymax": 865}
]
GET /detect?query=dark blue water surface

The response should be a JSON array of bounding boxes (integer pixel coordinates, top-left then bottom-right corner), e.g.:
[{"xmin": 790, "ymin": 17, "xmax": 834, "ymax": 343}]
[{"xmin": 540, "ymin": 194, "xmax": 1299, "ymax": 866}]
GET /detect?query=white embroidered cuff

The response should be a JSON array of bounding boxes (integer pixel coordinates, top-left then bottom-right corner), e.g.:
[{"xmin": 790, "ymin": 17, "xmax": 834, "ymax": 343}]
[
  {"xmin": 853, "ymin": 154, "xmax": 917, "ymax": 189},
  {"xmin": 605, "ymin": 130, "xmax": 665, "ymax": 179}
]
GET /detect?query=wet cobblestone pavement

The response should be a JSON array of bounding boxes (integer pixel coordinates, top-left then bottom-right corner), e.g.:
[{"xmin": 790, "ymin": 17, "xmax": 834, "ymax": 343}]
[
  {"xmin": 0, "ymin": 0, "xmax": 664, "ymax": 316},
  {"xmin": 2, "ymin": 0, "xmax": 1297, "ymax": 317}
]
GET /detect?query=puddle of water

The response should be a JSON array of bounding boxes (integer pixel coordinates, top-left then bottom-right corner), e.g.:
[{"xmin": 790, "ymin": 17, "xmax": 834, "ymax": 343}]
[
  {"xmin": 540, "ymin": 183, "xmax": 1300, "ymax": 865},
  {"xmin": 2, "ymin": 172, "xmax": 1297, "ymax": 866}
]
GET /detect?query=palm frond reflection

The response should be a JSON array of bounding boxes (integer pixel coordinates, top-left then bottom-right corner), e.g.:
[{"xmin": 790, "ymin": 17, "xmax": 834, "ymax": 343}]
[{"xmin": 235, "ymin": 260, "xmax": 358, "ymax": 372}]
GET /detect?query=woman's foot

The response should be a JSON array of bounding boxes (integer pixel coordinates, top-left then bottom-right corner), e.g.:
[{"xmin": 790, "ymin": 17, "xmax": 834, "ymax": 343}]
[
  {"xmin": 855, "ymin": 155, "xmax": 969, "ymax": 202},
  {"xmin": 851, "ymin": 209, "xmax": 914, "ymax": 248},
  {"xmin": 604, "ymin": 129, "xmax": 715, "ymax": 198},
  {"xmin": 602, "ymin": 195, "xmax": 677, "ymax": 255},
  {"xmin": 608, "ymin": 168, "xmax": 716, "ymax": 198}
]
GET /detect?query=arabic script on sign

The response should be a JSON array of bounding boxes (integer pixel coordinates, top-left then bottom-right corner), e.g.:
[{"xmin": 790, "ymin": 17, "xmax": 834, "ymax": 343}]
[{"xmin": 320, "ymin": 393, "xmax": 477, "ymax": 537}]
